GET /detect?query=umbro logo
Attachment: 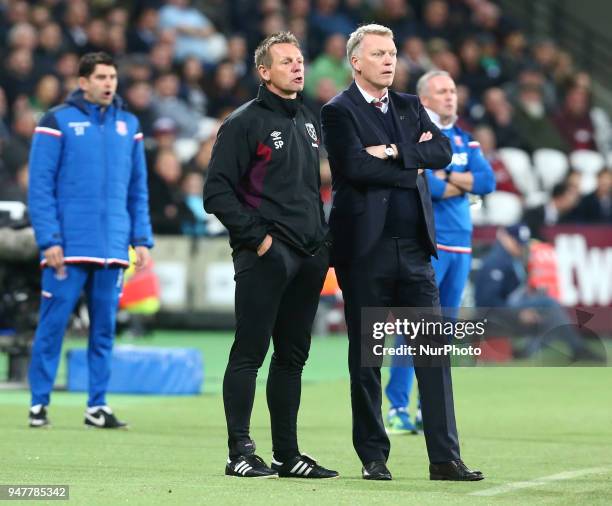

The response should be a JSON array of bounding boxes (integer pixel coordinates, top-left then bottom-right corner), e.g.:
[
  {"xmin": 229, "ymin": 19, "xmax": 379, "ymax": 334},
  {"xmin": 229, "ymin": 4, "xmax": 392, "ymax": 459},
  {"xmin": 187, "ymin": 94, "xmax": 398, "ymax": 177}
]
[{"xmin": 270, "ymin": 130, "xmax": 284, "ymax": 150}]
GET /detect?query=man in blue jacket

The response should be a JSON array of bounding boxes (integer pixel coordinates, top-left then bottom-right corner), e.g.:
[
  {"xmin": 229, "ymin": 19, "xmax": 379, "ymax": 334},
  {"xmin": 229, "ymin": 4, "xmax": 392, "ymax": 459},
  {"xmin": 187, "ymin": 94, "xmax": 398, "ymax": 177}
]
[
  {"xmin": 27, "ymin": 52, "xmax": 153, "ymax": 429},
  {"xmin": 385, "ymin": 70, "xmax": 496, "ymax": 434}
]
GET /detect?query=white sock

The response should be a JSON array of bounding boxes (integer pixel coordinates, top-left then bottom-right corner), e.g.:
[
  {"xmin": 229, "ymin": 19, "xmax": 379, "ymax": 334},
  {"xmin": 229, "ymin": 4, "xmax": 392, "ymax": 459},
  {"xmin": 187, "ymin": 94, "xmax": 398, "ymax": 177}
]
[
  {"xmin": 30, "ymin": 404, "xmax": 44, "ymax": 414},
  {"xmin": 87, "ymin": 405, "xmax": 112, "ymax": 414}
]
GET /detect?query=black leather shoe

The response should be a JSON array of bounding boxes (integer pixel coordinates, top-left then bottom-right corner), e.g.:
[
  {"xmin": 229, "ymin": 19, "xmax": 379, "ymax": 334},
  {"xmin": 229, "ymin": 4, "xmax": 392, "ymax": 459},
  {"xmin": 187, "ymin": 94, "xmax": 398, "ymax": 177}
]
[
  {"xmin": 362, "ymin": 460, "xmax": 392, "ymax": 480},
  {"xmin": 429, "ymin": 460, "xmax": 484, "ymax": 481}
]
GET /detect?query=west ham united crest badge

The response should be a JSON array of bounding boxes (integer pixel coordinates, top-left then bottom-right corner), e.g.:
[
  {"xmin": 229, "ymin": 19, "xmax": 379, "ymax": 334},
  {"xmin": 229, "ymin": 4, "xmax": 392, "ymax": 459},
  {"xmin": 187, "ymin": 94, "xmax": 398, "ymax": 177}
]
[{"xmin": 305, "ymin": 123, "xmax": 318, "ymax": 142}]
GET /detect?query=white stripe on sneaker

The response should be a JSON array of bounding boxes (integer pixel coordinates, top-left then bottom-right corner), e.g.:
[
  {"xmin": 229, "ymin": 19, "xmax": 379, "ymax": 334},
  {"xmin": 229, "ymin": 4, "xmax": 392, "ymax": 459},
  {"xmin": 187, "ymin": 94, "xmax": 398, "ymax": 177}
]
[
  {"xmin": 304, "ymin": 466, "xmax": 313, "ymax": 476},
  {"xmin": 241, "ymin": 465, "xmax": 252, "ymax": 476},
  {"xmin": 234, "ymin": 462, "xmax": 248, "ymax": 473},
  {"xmin": 290, "ymin": 461, "xmax": 303, "ymax": 474}
]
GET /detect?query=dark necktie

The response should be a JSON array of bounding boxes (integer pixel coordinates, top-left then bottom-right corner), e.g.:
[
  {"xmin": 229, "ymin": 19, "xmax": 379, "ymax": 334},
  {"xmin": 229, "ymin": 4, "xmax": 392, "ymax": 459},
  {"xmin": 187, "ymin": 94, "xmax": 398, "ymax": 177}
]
[{"xmin": 371, "ymin": 97, "xmax": 388, "ymax": 110}]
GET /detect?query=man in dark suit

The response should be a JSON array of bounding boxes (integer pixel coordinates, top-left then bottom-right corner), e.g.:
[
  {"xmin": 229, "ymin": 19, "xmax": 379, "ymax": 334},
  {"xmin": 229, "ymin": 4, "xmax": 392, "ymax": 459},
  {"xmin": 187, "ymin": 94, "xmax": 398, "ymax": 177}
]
[{"xmin": 321, "ymin": 24, "xmax": 483, "ymax": 481}]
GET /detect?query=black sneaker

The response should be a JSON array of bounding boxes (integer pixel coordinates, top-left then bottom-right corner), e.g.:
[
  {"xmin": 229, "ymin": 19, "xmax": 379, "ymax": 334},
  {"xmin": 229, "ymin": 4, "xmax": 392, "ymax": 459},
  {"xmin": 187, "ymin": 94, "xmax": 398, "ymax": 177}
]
[
  {"xmin": 225, "ymin": 454, "xmax": 279, "ymax": 478},
  {"xmin": 84, "ymin": 406, "xmax": 128, "ymax": 429},
  {"xmin": 29, "ymin": 405, "xmax": 50, "ymax": 428},
  {"xmin": 271, "ymin": 454, "xmax": 339, "ymax": 479}
]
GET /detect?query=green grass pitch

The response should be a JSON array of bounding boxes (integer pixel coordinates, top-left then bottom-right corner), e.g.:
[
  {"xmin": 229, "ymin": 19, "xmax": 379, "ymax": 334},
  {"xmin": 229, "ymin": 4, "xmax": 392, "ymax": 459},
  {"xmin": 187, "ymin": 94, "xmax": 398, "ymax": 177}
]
[{"xmin": 1, "ymin": 331, "xmax": 611, "ymax": 505}]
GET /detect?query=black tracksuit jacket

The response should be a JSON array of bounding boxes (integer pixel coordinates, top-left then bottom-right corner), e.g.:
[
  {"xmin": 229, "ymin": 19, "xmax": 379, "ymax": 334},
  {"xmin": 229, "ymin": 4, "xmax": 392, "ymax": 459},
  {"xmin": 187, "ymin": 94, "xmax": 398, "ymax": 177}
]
[{"xmin": 204, "ymin": 85, "xmax": 328, "ymax": 255}]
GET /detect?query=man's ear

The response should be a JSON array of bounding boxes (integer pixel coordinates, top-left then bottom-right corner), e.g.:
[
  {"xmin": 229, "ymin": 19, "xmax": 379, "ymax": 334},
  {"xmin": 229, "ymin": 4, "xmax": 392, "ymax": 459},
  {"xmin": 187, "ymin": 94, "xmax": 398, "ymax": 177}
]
[
  {"xmin": 257, "ymin": 65, "xmax": 270, "ymax": 83},
  {"xmin": 78, "ymin": 76, "xmax": 88, "ymax": 91},
  {"xmin": 351, "ymin": 56, "xmax": 360, "ymax": 74}
]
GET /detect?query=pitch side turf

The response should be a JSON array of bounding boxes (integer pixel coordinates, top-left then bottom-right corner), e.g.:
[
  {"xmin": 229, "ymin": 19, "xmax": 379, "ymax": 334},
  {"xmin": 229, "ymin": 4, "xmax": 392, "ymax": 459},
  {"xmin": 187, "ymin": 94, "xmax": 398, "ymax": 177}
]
[{"xmin": 1, "ymin": 331, "xmax": 611, "ymax": 505}]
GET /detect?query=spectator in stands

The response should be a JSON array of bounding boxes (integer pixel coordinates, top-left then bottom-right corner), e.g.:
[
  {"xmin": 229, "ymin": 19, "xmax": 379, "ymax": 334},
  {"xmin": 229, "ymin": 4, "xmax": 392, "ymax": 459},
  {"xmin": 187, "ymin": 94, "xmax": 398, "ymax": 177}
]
[
  {"xmin": 374, "ymin": 0, "xmax": 417, "ymax": 46},
  {"xmin": 186, "ymin": 134, "xmax": 215, "ymax": 175},
  {"xmin": 565, "ymin": 169, "xmax": 582, "ymax": 195},
  {"xmin": 499, "ymin": 29, "xmax": 527, "ymax": 82},
  {"xmin": 29, "ymin": 75, "xmax": 61, "ymax": 122},
  {"xmin": 205, "ymin": 60, "xmax": 250, "ymax": 118},
  {"xmin": 106, "ymin": 24, "xmax": 128, "ymax": 59},
  {"xmin": 472, "ymin": 124, "xmax": 521, "ymax": 196},
  {"xmin": 7, "ymin": 22, "xmax": 38, "ymax": 53},
  {"xmin": 83, "ymin": 18, "xmax": 107, "ymax": 55},
  {"xmin": 2, "ymin": 48, "xmax": 38, "ymax": 108},
  {"xmin": 30, "ymin": 4, "xmax": 51, "ymax": 28},
  {"xmin": 531, "ymin": 38, "xmax": 559, "ymax": 85},
  {"xmin": 127, "ymin": 8, "xmax": 159, "ymax": 54},
  {"xmin": 481, "ymin": 87, "xmax": 523, "ymax": 149},
  {"xmin": 554, "ymin": 85, "xmax": 611, "ymax": 153},
  {"xmin": 226, "ymin": 34, "xmax": 250, "ymax": 79},
  {"xmin": 0, "ymin": 161, "xmax": 28, "ymax": 203},
  {"xmin": 179, "ymin": 56, "xmax": 208, "ymax": 115},
  {"xmin": 148, "ymin": 148, "xmax": 191, "ymax": 235},
  {"xmin": 304, "ymin": 33, "xmax": 351, "ymax": 99},
  {"xmin": 124, "ymin": 81, "xmax": 157, "ymax": 139},
  {"xmin": 457, "ymin": 36, "xmax": 496, "ymax": 100},
  {"xmin": 181, "ymin": 170, "xmax": 226, "ymax": 236},
  {"xmin": 522, "ymin": 182, "xmax": 580, "ymax": 240},
  {"xmin": 54, "ymin": 52, "xmax": 79, "ymax": 83},
  {"xmin": 474, "ymin": 224, "xmax": 603, "ymax": 363},
  {"xmin": 400, "ymin": 35, "xmax": 432, "ymax": 79},
  {"xmin": 569, "ymin": 169, "xmax": 612, "ymax": 223},
  {"xmin": 158, "ymin": 0, "xmax": 228, "ymax": 65},
  {"xmin": 180, "ymin": 170, "xmax": 207, "ymax": 236},
  {"xmin": 122, "ymin": 55, "xmax": 154, "ymax": 84},
  {"xmin": 309, "ymin": 0, "xmax": 356, "ymax": 56},
  {"xmin": 419, "ymin": 0, "xmax": 454, "ymax": 43},
  {"xmin": 145, "ymin": 117, "xmax": 179, "ymax": 170},
  {"xmin": 36, "ymin": 23, "xmax": 68, "ymax": 74},
  {"xmin": 513, "ymin": 82, "xmax": 568, "ymax": 153},
  {"xmin": 149, "ymin": 41, "xmax": 175, "ymax": 76},
  {"xmin": 62, "ymin": 0, "xmax": 89, "ymax": 52},
  {"xmin": 1, "ymin": 109, "xmax": 36, "ymax": 179},
  {"xmin": 153, "ymin": 72, "xmax": 204, "ymax": 138}
]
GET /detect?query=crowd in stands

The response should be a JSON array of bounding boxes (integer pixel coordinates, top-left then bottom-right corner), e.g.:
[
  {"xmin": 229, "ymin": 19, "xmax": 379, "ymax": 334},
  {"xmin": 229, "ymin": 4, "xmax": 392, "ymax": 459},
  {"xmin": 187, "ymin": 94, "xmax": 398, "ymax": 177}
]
[{"xmin": 1, "ymin": 0, "xmax": 611, "ymax": 239}]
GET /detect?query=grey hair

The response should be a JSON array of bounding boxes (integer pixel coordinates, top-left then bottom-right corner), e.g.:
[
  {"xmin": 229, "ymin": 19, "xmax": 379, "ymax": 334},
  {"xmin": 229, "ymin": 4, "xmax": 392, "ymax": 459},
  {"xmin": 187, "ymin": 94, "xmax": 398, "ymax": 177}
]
[
  {"xmin": 416, "ymin": 70, "xmax": 451, "ymax": 97},
  {"xmin": 346, "ymin": 24, "xmax": 394, "ymax": 65}
]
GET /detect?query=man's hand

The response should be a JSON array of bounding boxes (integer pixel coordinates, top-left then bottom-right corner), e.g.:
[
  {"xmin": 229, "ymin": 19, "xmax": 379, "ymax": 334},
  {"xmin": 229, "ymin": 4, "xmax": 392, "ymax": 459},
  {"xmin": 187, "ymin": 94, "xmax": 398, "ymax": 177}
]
[
  {"xmin": 419, "ymin": 131, "xmax": 433, "ymax": 143},
  {"xmin": 365, "ymin": 144, "xmax": 398, "ymax": 159},
  {"xmin": 257, "ymin": 234, "xmax": 273, "ymax": 257},
  {"xmin": 434, "ymin": 169, "xmax": 447, "ymax": 180},
  {"xmin": 134, "ymin": 246, "xmax": 150, "ymax": 272},
  {"xmin": 44, "ymin": 245, "xmax": 66, "ymax": 277},
  {"xmin": 365, "ymin": 145, "xmax": 387, "ymax": 159}
]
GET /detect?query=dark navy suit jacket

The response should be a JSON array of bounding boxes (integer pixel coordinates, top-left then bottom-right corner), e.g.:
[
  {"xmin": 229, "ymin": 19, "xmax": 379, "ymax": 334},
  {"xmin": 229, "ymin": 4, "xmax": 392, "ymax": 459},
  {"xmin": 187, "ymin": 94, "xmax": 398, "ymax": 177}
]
[{"xmin": 321, "ymin": 82, "xmax": 452, "ymax": 265}]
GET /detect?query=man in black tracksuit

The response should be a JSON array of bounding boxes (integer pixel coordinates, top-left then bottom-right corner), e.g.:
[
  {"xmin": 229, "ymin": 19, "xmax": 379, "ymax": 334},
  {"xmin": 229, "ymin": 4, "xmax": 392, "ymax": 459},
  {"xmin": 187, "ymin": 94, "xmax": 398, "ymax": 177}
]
[{"xmin": 204, "ymin": 32, "xmax": 337, "ymax": 480}]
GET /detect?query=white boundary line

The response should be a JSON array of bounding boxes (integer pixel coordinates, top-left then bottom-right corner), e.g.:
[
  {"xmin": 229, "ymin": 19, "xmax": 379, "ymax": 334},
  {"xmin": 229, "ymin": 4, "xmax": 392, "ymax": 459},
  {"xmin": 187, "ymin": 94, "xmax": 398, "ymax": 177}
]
[{"xmin": 469, "ymin": 467, "xmax": 611, "ymax": 496}]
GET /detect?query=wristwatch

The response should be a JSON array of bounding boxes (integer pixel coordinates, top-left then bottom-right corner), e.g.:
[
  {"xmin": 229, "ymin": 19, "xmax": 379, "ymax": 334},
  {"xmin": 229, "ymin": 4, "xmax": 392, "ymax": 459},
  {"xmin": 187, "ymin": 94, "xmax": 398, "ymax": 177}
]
[{"xmin": 384, "ymin": 144, "xmax": 395, "ymax": 159}]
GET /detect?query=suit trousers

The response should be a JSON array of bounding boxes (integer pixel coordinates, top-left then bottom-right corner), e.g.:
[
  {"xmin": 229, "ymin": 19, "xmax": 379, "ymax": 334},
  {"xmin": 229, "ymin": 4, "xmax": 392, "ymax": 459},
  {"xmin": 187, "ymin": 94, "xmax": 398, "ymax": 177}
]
[
  {"xmin": 224, "ymin": 239, "xmax": 328, "ymax": 460},
  {"xmin": 336, "ymin": 237, "xmax": 461, "ymax": 465}
]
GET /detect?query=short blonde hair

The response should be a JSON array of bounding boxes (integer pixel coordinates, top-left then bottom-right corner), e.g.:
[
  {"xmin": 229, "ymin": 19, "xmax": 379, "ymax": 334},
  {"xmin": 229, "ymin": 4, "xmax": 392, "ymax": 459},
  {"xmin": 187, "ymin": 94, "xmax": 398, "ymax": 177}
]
[
  {"xmin": 254, "ymin": 31, "xmax": 300, "ymax": 69},
  {"xmin": 346, "ymin": 24, "xmax": 394, "ymax": 63}
]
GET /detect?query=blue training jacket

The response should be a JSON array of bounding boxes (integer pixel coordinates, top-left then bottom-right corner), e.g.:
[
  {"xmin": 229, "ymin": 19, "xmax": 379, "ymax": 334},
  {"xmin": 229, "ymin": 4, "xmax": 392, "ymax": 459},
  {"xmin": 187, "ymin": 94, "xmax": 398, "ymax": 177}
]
[
  {"xmin": 425, "ymin": 117, "xmax": 496, "ymax": 251},
  {"xmin": 28, "ymin": 89, "xmax": 153, "ymax": 268}
]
